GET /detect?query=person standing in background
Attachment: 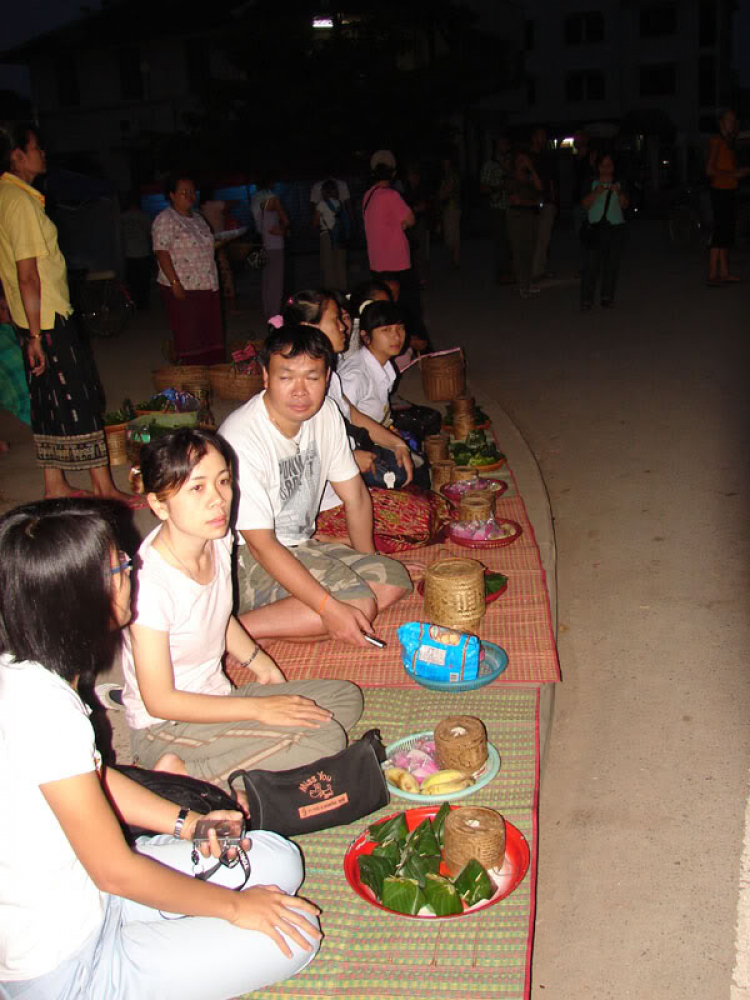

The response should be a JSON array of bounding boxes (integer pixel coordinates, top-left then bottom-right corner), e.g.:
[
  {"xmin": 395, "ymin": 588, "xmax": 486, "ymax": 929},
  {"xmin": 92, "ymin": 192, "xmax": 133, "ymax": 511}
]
[
  {"xmin": 402, "ymin": 162, "xmax": 431, "ymax": 287},
  {"xmin": 0, "ymin": 122, "xmax": 139, "ymax": 503},
  {"xmin": 311, "ymin": 178, "xmax": 348, "ymax": 290},
  {"xmin": 438, "ymin": 154, "xmax": 462, "ymax": 270},
  {"xmin": 252, "ymin": 177, "xmax": 290, "ymax": 320},
  {"xmin": 480, "ymin": 135, "xmax": 514, "ymax": 285},
  {"xmin": 506, "ymin": 149, "xmax": 543, "ymax": 299},
  {"xmin": 120, "ymin": 191, "xmax": 152, "ymax": 311},
  {"xmin": 152, "ymin": 174, "xmax": 224, "ymax": 365},
  {"xmin": 529, "ymin": 127, "xmax": 557, "ymax": 281},
  {"xmin": 706, "ymin": 108, "xmax": 749, "ymax": 286},
  {"xmin": 362, "ymin": 150, "xmax": 424, "ymax": 343}
]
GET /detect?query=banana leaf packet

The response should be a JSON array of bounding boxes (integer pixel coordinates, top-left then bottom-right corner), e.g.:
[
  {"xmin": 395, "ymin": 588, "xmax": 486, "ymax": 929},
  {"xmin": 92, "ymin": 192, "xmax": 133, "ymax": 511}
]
[{"xmin": 360, "ymin": 805, "xmax": 494, "ymax": 916}]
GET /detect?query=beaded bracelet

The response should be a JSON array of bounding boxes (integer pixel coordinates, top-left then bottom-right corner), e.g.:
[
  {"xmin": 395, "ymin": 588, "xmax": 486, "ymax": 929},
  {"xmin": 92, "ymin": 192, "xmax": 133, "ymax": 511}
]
[{"xmin": 239, "ymin": 645, "xmax": 261, "ymax": 669}]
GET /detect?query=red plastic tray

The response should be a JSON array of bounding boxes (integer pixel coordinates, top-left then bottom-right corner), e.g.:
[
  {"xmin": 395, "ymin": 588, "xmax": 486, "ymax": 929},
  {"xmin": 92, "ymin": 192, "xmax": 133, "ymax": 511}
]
[
  {"xmin": 449, "ymin": 518, "xmax": 523, "ymax": 549},
  {"xmin": 344, "ymin": 805, "xmax": 530, "ymax": 919}
]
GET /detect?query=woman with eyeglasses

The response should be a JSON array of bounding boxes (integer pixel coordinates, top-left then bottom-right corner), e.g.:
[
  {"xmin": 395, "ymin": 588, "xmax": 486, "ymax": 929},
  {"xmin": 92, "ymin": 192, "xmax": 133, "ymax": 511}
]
[{"xmin": 0, "ymin": 498, "xmax": 321, "ymax": 1000}]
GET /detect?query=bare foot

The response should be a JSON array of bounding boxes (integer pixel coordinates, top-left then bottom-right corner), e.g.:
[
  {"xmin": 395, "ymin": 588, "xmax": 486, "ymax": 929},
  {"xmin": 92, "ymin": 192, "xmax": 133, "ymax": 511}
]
[
  {"xmin": 44, "ymin": 487, "xmax": 94, "ymax": 499},
  {"xmin": 153, "ymin": 753, "xmax": 188, "ymax": 775}
]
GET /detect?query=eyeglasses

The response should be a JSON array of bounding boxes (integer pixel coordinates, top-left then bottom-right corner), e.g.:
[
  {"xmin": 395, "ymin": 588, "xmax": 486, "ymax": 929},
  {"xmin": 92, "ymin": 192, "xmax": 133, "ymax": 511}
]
[{"xmin": 110, "ymin": 551, "xmax": 133, "ymax": 576}]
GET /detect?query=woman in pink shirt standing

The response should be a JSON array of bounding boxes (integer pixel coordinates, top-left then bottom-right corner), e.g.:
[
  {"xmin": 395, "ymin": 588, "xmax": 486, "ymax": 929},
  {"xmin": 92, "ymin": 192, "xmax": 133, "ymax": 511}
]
[{"xmin": 362, "ymin": 150, "xmax": 425, "ymax": 346}]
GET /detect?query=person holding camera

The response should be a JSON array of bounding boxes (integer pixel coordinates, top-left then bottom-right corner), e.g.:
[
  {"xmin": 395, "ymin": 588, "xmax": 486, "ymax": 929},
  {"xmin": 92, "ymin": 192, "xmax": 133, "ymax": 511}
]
[
  {"xmin": 506, "ymin": 149, "xmax": 543, "ymax": 298},
  {"xmin": 0, "ymin": 499, "xmax": 321, "ymax": 1000},
  {"xmin": 580, "ymin": 151, "xmax": 629, "ymax": 310}
]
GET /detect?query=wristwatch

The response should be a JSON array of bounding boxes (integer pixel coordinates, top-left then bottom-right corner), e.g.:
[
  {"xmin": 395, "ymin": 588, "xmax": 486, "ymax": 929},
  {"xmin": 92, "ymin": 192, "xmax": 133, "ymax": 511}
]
[{"xmin": 173, "ymin": 806, "xmax": 190, "ymax": 839}]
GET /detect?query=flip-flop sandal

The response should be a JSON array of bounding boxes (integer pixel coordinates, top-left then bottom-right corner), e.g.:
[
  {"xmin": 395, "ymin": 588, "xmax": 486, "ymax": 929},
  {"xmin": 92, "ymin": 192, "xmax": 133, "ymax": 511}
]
[{"xmin": 94, "ymin": 683, "xmax": 124, "ymax": 710}]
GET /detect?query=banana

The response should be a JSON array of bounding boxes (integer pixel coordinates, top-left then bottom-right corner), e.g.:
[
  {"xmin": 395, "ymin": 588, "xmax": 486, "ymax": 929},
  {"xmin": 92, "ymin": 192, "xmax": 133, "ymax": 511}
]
[
  {"xmin": 384, "ymin": 767, "xmax": 421, "ymax": 794},
  {"xmin": 420, "ymin": 769, "xmax": 474, "ymax": 795}
]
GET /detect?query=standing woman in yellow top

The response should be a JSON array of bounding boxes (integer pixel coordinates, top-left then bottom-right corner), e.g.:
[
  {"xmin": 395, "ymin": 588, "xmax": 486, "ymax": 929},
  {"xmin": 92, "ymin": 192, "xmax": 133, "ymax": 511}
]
[
  {"xmin": 0, "ymin": 122, "xmax": 140, "ymax": 504},
  {"xmin": 706, "ymin": 109, "xmax": 750, "ymax": 285}
]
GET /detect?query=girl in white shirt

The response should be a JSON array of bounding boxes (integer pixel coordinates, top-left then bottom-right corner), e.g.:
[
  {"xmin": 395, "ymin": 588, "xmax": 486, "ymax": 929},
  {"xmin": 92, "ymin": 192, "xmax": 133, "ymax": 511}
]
[
  {"xmin": 339, "ymin": 300, "xmax": 405, "ymax": 424},
  {"xmin": 0, "ymin": 498, "xmax": 321, "ymax": 1000},
  {"xmin": 122, "ymin": 428, "xmax": 363, "ymax": 783},
  {"xmin": 281, "ymin": 290, "xmax": 413, "ymax": 505}
]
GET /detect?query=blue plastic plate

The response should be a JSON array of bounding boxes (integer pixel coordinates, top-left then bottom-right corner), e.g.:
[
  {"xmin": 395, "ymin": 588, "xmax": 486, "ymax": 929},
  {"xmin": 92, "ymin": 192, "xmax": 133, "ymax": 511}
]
[
  {"xmin": 383, "ymin": 733, "xmax": 501, "ymax": 803},
  {"xmin": 405, "ymin": 640, "xmax": 509, "ymax": 692}
]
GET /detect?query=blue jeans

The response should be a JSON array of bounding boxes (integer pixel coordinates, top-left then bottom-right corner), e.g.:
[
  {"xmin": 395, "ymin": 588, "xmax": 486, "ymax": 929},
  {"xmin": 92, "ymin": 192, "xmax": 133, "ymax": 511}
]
[{"xmin": 0, "ymin": 832, "xmax": 320, "ymax": 1000}]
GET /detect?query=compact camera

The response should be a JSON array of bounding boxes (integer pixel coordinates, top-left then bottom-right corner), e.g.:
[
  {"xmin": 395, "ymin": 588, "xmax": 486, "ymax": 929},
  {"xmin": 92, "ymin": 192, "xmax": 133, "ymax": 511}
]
[{"xmin": 192, "ymin": 818, "xmax": 245, "ymax": 848}]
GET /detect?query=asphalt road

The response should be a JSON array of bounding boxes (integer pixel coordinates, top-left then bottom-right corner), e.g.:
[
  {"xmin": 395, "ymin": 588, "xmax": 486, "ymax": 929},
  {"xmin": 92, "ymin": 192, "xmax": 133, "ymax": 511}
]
[{"xmin": 425, "ymin": 219, "xmax": 750, "ymax": 999}]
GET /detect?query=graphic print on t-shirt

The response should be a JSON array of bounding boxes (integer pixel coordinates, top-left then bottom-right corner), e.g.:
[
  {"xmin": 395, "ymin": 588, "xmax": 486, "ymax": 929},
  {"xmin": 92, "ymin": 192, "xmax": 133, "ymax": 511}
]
[{"xmin": 277, "ymin": 443, "xmax": 321, "ymax": 542}]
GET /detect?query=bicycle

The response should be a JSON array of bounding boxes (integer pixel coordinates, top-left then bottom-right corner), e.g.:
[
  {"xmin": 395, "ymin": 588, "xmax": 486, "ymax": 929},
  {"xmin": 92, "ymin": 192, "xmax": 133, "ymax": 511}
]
[{"xmin": 76, "ymin": 270, "xmax": 135, "ymax": 338}]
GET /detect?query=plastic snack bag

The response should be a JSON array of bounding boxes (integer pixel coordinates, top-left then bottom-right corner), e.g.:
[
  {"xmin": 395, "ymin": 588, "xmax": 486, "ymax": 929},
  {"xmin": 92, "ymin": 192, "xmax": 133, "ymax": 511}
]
[{"xmin": 397, "ymin": 622, "xmax": 480, "ymax": 683}]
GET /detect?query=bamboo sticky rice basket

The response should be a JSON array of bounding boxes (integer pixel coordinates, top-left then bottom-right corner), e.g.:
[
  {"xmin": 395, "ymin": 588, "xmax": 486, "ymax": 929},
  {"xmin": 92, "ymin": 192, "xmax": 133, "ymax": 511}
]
[
  {"xmin": 420, "ymin": 351, "xmax": 465, "ymax": 402},
  {"xmin": 443, "ymin": 807, "xmax": 506, "ymax": 876},
  {"xmin": 423, "ymin": 557, "xmax": 486, "ymax": 634},
  {"xmin": 434, "ymin": 715, "xmax": 488, "ymax": 772}
]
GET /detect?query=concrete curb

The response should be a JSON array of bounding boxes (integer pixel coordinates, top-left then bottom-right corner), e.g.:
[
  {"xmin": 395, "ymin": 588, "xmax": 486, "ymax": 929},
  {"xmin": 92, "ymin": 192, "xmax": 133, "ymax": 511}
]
[{"xmin": 397, "ymin": 365, "xmax": 559, "ymax": 775}]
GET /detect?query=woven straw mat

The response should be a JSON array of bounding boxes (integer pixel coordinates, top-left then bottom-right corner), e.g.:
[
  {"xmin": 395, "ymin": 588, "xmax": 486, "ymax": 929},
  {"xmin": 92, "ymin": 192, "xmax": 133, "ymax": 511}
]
[{"xmin": 243, "ymin": 686, "xmax": 539, "ymax": 1000}]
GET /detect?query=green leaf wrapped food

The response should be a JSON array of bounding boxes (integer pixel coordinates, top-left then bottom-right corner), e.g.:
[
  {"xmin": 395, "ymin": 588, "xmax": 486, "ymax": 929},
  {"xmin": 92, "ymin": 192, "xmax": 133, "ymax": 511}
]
[
  {"xmin": 423, "ymin": 873, "xmax": 464, "ymax": 916},
  {"xmin": 358, "ymin": 854, "xmax": 397, "ymax": 900},
  {"xmin": 397, "ymin": 849, "xmax": 440, "ymax": 887},
  {"xmin": 381, "ymin": 877, "xmax": 427, "ymax": 916},
  {"xmin": 371, "ymin": 839, "xmax": 401, "ymax": 864},
  {"xmin": 368, "ymin": 812, "xmax": 408, "ymax": 847},
  {"xmin": 432, "ymin": 802, "xmax": 451, "ymax": 849},
  {"xmin": 485, "ymin": 572, "xmax": 508, "ymax": 595},
  {"xmin": 453, "ymin": 859, "xmax": 495, "ymax": 906},
  {"xmin": 406, "ymin": 817, "xmax": 441, "ymax": 859}
]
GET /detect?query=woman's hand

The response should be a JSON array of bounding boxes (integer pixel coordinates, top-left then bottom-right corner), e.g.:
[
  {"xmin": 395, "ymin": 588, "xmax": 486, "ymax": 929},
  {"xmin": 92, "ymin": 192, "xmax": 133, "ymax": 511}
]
[
  {"xmin": 249, "ymin": 649, "xmax": 286, "ymax": 685},
  {"xmin": 26, "ymin": 337, "xmax": 46, "ymax": 376},
  {"xmin": 172, "ymin": 281, "xmax": 186, "ymax": 301},
  {"xmin": 354, "ymin": 449, "xmax": 376, "ymax": 474},
  {"xmin": 252, "ymin": 694, "xmax": 333, "ymax": 728},
  {"xmin": 229, "ymin": 886, "xmax": 322, "ymax": 957},
  {"xmin": 394, "ymin": 446, "xmax": 414, "ymax": 485},
  {"xmin": 182, "ymin": 808, "xmax": 248, "ymax": 858}
]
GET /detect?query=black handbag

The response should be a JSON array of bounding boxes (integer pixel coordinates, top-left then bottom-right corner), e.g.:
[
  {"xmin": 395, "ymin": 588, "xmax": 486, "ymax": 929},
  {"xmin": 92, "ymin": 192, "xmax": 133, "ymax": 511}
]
[
  {"xmin": 344, "ymin": 418, "xmax": 409, "ymax": 490},
  {"xmin": 113, "ymin": 764, "xmax": 239, "ymax": 841},
  {"xmin": 390, "ymin": 398, "xmax": 442, "ymax": 449},
  {"xmin": 228, "ymin": 729, "xmax": 389, "ymax": 838}
]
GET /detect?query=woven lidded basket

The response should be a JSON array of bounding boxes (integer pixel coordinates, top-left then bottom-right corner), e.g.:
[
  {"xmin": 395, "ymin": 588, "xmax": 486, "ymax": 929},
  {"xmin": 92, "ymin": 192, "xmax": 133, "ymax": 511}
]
[
  {"xmin": 452, "ymin": 465, "xmax": 478, "ymax": 483},
  {"xmin": 152, "ymin": 365, "xmax": 210, "ymax": 395},
  {"xmin": 430, "ymin": 459, "xmax": 455, "ymax": 492},
  {"xmin": 420, "ymin": 351, "xmax": 465, "ymax": 402},
  {"xmin": 453, "ymin": 412, "xmax": 476, "ymax": 440},
  {"xmin": 209, "ymin": 364, "xmax": 264, "ymax": 401},
  {"xmin": 435, "ymin": 715, "xmax": 488, "ymax": 772},
  {"xmin": 104, "ymin": 423, "xmax": 129, "ymax": 466},
  {"xmin": 443, "ymin": 806, "xmax": 506, "ymax": 876},
  {"xmin": 452, "ymin": 394, "xmax": 474, "ymax": 416},
  {"xmin": 424, "ymin": 433, "xmax": 450, "ymax": 463},
  {"xmin": 424, "ymin": 557, "xmax": 485, "ymax": 634},
  {"xmin": 460, "ymin": 493, "xmax": 493, "ymax": 522}
]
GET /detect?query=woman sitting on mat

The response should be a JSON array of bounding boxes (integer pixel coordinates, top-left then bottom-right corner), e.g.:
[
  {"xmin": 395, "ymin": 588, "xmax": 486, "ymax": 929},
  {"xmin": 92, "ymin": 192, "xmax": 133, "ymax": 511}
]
[
  {"xmin": 0, "ymin": 498, "xmax": 321, "ymax": 1000},
  {"xmin": 339, "ymin": 299, "xmax": 405, "ymax": 425},
  {"xmin": 121, "ymin": 427, "xmax": 363, "ymax": 783}
]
